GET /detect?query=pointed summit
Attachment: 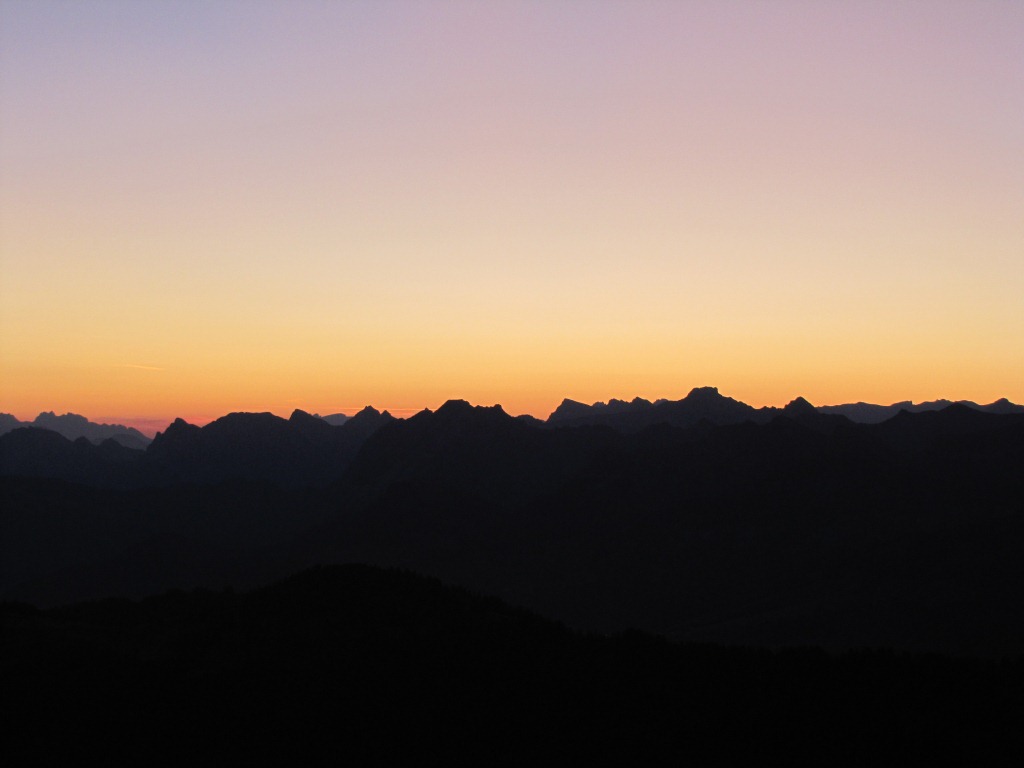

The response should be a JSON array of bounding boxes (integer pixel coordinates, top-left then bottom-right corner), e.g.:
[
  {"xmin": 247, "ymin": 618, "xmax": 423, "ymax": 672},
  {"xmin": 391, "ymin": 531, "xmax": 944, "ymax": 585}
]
[
  {"xmin": 161, "ymin": 417, "xmax": 199, "ymax": 436},
  {"xmin": 289, "ymin": 408, "xmax": 334, "ymax": 438},
  {"xmin": 342, "ymin": 406, "xmax": 395, "ymax": 440},
  {"xmin": 148, "ymin": 417, "xmax": 200, "ymax": 454},
  {"xmin": 547, "ymin": 399, "xmax": 592, "ymax": 423},
  {"xmin": 984, "ymin": 397, "xmax": 1024, "ymax": 414},
  {"xmin": 436, "ymin": 399, "xmax": 474, "ymax": 415},
  {"xmin": 784, "ymin": 397, "xmax": 816, "ymax": 415}
]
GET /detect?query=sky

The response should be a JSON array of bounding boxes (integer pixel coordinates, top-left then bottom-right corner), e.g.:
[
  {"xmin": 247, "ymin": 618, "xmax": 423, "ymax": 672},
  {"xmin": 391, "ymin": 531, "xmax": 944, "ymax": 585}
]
[{"xmin": 2, "ymin": 0, "xmax": 1022, "ymax": 434}]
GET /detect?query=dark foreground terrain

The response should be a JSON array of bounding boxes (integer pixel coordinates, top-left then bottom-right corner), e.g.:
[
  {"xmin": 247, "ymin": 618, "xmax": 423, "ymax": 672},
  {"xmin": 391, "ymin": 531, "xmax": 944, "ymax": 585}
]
[{"xmin": 4, "ymin": 564, "xmax": 1022, "ymax": 766}]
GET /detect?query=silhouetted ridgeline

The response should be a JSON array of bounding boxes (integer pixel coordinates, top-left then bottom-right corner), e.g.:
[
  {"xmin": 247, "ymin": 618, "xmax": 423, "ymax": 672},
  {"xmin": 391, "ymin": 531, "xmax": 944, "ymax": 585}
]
[
  {"xmin": 0, "ymin": 405, "xmax": 394, "ymax": 488},
  {"xmin": 4, "ymin": 565, "xmax": 1021, "ymax": 766},
  {"xmin": 3, "ymin": 389, "xmax": 1021, "ymax": 488},
  {"xmin": 546, "ymin": 386, "xmax": 1024, "ymax": 429},
  {"xmin": 0, "ymin": 411, "xmax": 150, "ymax": 448},
  {"xmin": 2, "ymin": 391, "xmax": 1023, "ymax": 657}
]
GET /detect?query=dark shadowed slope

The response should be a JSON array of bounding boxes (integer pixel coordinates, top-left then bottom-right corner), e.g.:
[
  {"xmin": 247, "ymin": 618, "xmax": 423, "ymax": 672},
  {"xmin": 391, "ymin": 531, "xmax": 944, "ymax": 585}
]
[
  {"xmin": 347, "ymin": 399, "xmax": 617, "ymax": 502},
  {"xmin": 0, "ymin": 428, "xmax": 146, "ymax": 487},
  {"xmin": 4, "ymin": 564, "xmax": 1021, "ymax": 767},
  {"xmin": 292, "ymin": 404, "xmax": 1024, "ymax": 655}
]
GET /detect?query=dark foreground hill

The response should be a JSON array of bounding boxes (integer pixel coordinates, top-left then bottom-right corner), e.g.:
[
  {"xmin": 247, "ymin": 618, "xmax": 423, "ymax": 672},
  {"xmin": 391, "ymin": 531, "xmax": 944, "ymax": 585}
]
[{"xmin": 3, "ymin": 564, "xmax": 1021, "ymax": 767}]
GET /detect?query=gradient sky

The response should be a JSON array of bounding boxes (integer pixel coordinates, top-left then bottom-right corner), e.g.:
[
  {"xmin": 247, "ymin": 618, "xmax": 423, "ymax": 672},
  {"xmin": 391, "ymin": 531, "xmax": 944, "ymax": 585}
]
[{"xmin": 2, "ymin": 0, "xmax": 1022, "ymax": 433}]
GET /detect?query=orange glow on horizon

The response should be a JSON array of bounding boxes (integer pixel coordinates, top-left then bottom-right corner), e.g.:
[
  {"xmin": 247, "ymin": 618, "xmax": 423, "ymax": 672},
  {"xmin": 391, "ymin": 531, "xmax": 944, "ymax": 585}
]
[{"xmin": 4, "ymin": 368, "xmax": 1022, "ymax": 439}]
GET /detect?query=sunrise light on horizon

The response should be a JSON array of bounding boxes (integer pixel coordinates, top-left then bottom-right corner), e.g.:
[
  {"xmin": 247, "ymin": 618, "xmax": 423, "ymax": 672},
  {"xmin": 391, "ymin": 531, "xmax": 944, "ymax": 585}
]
[{"xmin": 2, "ymin": 1, "xmax": 1022, "ymax": 432}]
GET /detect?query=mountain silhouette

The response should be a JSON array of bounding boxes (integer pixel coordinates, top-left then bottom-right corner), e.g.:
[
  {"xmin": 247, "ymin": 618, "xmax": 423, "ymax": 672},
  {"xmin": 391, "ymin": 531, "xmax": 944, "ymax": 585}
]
[
  {"xmin": 313, "ymin": 411, "xmax": 350, "ymax": 426},
  {"xmin": 3, "ymin": 391, "xmax": 1024, "ymax": 657},
  {"xmin": 818, "ymin": 397, "xmax": 1024, "ymax": 423},
  {"xmin": 145, "ymin": 407, "xmax": 394, "ymax": 488},
  {"xmin": 545, "ymin": 390, "xmax": 1024, "ymax": 429},
  {"xmin": 547, "ymin": 386, "xmax": 767, "ymax": 430},
  {"xmin": 767, "ymin": 396, "xmax": 852, "ymax": 433},
  {"xmin": 0, "ymin": 405, "xmax": 395, "ymax": 489},
  {"xmin": 278, "ymin": 404, "xmax": 1024, "ymax": 654},
  {"xmin": 0, "ymin": 411, "xmax": 150, "ymax": 448},
  {"xmin": 348, "ymin": 399, "xmax": 618, "ymax": 505}
]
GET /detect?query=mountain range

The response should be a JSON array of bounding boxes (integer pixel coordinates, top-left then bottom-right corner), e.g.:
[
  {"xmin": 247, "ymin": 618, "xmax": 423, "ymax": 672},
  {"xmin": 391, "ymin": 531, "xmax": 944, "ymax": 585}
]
[
  {"xmin": 3, "ymin": 388, "xmax": 1021, "ymax": 491},
  {"xmin": 5, "ymin": 387, "xmax": 1019, "ymax": 448},
  {"xmin": 3, "ymin": 387, "xmax": 1023, "ymax": 657},
  {"xmin": 547, "ymin": 386, "xmax": 1024, "ymax": 428}
]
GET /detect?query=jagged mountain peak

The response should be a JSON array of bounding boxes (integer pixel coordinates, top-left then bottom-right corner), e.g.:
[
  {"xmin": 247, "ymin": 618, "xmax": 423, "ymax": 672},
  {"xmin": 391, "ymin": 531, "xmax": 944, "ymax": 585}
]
[
  {"xmin": 784, "ymin": 396, "xmax": 816, "ymax": 414},
  {"xmin": 152, "ymin": 417, "xmax": 199, "ymax": 440},
  {"xmin": 290, "ymin": 407, "xmax": 336, "ymax": 426},
  {"xmin": 435, "ymin": 399, "xmax": 507, "ymax": 417},
  {"xmin": 342, "ymin": 406, "xmax": 395, "ymax": 437},
  {"xmin": 35, "ymin": 411, "xmax": 90, "ymax": 427},
  {"xmin": 289, "ymin": 409, "xmax": 335, "ymax": 438},
  {"xmin": 547, "ymin": 399, "xmax": 592, "ymax": 422}
]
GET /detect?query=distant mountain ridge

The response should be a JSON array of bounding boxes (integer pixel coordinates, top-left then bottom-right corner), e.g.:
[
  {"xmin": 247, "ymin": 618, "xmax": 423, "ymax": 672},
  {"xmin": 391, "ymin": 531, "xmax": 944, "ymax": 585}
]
[
  {"xmin": 4, "ymin": 390, "xmax": 1019, "ymax": 452},
  {"xmin": 0, "ymin": 406, "xmax": 395, "ymax": 489},
  {"xmin": 547, "ymin": 387, "xmax": 1024, "ymax": 429},
  {"xmin": 0, "ymin": 411, "xmax": 151, "ymax": 448},
  {"xmin": 548, "ymin": 386, "xmax": 760, "ymax": 430},
  {"xmin": 0, "ymin": 409, "xmax": 355, "ymax": 445},
  {"xmin": 817, "ymin": 396, "xmax": 1024, "ymax": 423},
  {"xmin": 2, "ymin": 390, "xmax": 1022, "ymax": 490},
  {"xmin": 312, "ymin": 412, "xmax": 349, "ymax": 426}
]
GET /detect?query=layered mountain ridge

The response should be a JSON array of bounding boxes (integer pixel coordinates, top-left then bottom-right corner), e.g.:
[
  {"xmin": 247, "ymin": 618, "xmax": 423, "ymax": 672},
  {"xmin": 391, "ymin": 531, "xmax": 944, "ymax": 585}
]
[
  {"xmin": 3, "ymin": 388, "xmax": 1022, "ymax": 491},
  {"xmin": 547, "ymin": 386, "xmax": 1024, "ymax": 428},
  {"xmin": 0, "ymin": 411, "xmax": 151, "ymax": 448},
  {"xmin": 5, "ymin": 387, "xmax": 1020, "ymax": 451},
  {"xmin": 3, "ymin": 388, "xmax": 1023, "ymax": 656}
]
